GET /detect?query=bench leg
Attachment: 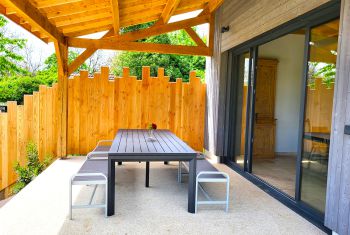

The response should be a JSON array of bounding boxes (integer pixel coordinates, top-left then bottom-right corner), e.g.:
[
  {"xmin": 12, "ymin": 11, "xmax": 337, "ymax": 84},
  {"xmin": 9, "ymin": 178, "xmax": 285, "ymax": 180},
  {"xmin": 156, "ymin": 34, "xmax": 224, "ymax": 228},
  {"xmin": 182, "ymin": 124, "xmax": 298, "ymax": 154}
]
[
  {"xmin": 69, "ymin": 181, "xmax": 72, "ymax": 220},
  {"xmin": 195, "ymin": 178, "xmax": 199, "ymax": 213},
  {"xmin": 105, "ymin": 182, "xmax": 108, "ymax": 218},
  {"xmin": 226, "ymin": 179, "xmax": 230, "ymax": 212},
  {"xmin": 118, "ymin": 162, "xmax": 122, "ymax": 166},
  {"xmin": 145, "ymin": 162, "xmax": 150, "ymax": 187},
  {"xmin": 164, "ymin": 161, "xmax": 169, "ymax": 165}
]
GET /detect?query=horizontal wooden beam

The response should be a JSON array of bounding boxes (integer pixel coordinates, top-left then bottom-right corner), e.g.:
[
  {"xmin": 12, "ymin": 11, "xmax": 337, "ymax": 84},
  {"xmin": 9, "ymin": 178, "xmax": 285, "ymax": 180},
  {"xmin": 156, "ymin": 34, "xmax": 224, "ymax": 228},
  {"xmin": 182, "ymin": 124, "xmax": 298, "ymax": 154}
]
[
  {"xmin": 69, "ymin": 39, "xmax": 211, "ymax": 56},
  {"xmin": 3, "ymin": 0, "xmax": 65, "ymax": 43}
]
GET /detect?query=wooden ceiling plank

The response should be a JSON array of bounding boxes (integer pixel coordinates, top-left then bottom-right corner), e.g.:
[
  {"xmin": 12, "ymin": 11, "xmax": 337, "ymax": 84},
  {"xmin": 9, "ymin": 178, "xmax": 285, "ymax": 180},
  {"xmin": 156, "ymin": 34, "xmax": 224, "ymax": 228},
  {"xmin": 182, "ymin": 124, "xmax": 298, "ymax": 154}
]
[
  {"xmin": 34, "ymin": 0, "xmax": 84, "ymax": 9},
  {"xmin": 185, "ymin": 27, "xmax": 206, "ymax": 47},
  {"xmin": 54, "ymin": 10, "xmax": 112, "ymax": 27},
  {"xmin": 110, "ymin": 0, "xmax": 120, "ymax": 35},
  {"xmin": 3, "ymin": 0, "xmax": 64, "ymax": 43},
  {"xmin": 45, "ymin": 0, "xmax": 110, "ymax": 19},
  {"xmin": 65, "ymin": 25, "xmax": 112, "ymax": 37},
  {"xmin": 61, "ymin": 17, "xmax": 112, "ymax": 34}
]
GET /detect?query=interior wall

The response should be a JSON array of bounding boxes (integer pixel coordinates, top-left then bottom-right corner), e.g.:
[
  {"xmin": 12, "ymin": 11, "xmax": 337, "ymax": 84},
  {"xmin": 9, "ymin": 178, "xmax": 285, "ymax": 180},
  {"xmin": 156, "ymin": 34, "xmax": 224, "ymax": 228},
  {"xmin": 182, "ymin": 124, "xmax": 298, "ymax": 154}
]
[{"xmin": 258, "ymin": 34, "xmax": 305, "ymax": 153}]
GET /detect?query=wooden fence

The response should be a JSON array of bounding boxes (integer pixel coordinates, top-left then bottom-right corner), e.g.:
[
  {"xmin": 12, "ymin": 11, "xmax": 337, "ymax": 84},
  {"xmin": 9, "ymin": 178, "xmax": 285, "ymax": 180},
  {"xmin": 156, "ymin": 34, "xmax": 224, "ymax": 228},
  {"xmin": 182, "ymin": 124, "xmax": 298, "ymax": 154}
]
[{"xmin": 0, "ymin": 66, "xmax": 206, "ymax": 190}]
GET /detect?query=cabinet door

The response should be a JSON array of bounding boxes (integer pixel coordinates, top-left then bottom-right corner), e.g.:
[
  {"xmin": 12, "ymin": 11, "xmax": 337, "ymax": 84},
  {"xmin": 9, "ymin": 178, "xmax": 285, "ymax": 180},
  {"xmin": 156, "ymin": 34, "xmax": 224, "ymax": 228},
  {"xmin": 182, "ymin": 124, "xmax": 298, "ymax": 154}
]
[
  {"xmin": 253, "ymin": 123, "xmax": 276, "ymax": 158},
  {"xmin": 255, "ymin": 59, "xmax": 278, "ymax": 119}
]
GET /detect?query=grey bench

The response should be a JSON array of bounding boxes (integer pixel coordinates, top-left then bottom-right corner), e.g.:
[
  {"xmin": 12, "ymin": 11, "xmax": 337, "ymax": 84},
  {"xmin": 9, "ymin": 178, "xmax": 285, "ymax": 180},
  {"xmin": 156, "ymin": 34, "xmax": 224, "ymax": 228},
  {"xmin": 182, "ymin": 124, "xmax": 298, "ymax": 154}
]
[
  {"xmin": 178, "ymin": 158, "xmax": 230, "ymax": 212},
  {"xmin": 69, "ymin": 159, "xmax": 108, "ymax": 219}
]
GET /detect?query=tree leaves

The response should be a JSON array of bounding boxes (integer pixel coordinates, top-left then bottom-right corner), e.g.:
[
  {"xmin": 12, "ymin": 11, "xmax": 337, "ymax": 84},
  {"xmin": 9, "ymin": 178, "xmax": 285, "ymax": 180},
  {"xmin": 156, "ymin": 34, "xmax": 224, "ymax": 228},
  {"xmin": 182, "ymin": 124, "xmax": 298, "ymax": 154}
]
[{"xmin": 0, "ymin": 15, "xmax": 27, "ymax": 76}]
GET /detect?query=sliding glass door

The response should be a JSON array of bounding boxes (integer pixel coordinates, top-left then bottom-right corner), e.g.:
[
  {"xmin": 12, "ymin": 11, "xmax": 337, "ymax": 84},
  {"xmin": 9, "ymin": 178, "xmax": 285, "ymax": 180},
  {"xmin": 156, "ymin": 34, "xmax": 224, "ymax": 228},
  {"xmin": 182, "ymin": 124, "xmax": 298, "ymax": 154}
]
[
  {"xmin": 251, "ymin": 29, "xmax": 306, "ymax": 198},
  {"xmin": 226, "ymin": 16, "xmax": 340, "ymax": 219}
]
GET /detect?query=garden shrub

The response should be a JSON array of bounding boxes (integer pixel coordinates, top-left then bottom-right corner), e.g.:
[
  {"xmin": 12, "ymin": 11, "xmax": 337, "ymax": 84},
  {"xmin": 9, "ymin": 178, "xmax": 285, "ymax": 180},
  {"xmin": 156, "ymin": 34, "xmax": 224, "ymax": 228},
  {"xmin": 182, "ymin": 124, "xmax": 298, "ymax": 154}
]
[{"xmin": 12, "ymin": 142, "xmax": 52, "ymax": 194}]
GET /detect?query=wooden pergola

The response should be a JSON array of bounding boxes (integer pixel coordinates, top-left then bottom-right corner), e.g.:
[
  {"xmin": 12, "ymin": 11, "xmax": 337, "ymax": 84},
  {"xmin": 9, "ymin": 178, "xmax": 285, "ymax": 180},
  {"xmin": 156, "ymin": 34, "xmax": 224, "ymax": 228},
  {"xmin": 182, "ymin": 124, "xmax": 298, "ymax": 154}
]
[{"xmin": 0, "ymin": 0, "xmax": 223, "ymax": 157}]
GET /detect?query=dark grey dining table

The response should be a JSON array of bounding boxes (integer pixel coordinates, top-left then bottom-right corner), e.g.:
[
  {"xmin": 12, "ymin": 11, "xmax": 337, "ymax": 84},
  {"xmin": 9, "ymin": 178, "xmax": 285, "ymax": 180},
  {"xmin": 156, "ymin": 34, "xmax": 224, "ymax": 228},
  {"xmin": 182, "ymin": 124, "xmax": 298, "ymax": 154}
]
[{"xmin": 107, "ymin": 129, "xmax": 197, "ymax": 216}]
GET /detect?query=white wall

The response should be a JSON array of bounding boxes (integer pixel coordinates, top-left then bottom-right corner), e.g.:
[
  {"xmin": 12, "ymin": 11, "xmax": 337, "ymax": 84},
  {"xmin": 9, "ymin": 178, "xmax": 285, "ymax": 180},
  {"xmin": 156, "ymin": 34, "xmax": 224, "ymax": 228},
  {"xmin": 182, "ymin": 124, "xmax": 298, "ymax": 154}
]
[{"xmin": 259, "ymin": 34, "xmax": 305, "ymax": 153}]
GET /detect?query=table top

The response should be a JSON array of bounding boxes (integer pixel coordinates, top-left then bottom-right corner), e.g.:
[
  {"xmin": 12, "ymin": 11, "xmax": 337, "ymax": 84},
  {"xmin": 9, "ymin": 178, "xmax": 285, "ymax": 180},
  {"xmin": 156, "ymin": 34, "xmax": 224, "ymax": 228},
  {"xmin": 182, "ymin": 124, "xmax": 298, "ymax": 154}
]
[
  {"xmin": 304, "ymin": 132, "xmax": 330, "ymax": 143},
  {"xmin": 108, "ymin": 129, "xmax": 196, "ymax": 159}
]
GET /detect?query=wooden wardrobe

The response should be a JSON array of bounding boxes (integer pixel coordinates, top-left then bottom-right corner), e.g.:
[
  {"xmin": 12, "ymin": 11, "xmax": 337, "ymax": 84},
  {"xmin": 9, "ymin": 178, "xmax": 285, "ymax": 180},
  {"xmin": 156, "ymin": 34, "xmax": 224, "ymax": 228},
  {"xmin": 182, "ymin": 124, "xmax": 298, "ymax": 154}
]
[{"xmin": 253, "ymin": 58, "xmax": 278, "ymax": 159}]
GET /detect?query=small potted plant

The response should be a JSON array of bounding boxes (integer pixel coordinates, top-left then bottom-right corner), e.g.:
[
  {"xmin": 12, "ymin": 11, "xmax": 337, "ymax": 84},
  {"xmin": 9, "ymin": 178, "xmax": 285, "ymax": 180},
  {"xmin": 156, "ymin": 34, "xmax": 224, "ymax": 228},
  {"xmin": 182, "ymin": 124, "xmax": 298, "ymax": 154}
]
[{"xmin": 147, "ymin": 123, "xmax": 157, "ymax": 141}]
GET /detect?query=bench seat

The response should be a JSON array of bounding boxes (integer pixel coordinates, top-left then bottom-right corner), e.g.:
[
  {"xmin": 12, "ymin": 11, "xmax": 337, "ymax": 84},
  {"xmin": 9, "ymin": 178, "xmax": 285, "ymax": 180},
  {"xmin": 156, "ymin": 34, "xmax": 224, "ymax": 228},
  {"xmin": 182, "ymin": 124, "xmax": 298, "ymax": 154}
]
[
  {"xmin": 183, "ymin": 159, "xmax": 226, "ymax": 179},
  {"xmin": 72, "ymin": 159, "xmax": 108, "ymax": 183},
  {"xmin": 70, "ymin": 159, "xmax": 108, "ymax": 219}
]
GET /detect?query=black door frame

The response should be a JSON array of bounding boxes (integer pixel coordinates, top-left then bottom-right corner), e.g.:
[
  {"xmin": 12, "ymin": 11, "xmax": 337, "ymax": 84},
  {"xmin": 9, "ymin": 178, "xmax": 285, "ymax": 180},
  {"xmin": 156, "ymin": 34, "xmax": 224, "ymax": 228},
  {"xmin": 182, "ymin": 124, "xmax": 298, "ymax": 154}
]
[{"xmin": 222, "ymin": 0, "xmax": 340, "ymax": 232}]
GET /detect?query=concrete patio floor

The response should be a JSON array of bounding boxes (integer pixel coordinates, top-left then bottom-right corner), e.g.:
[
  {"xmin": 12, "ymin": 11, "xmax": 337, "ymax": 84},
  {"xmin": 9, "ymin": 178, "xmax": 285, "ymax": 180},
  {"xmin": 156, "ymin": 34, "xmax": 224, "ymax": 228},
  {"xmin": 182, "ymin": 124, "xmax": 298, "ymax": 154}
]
[{"xmin": 0, "ymin": 156, "xmax": 325, "ymax": 235}]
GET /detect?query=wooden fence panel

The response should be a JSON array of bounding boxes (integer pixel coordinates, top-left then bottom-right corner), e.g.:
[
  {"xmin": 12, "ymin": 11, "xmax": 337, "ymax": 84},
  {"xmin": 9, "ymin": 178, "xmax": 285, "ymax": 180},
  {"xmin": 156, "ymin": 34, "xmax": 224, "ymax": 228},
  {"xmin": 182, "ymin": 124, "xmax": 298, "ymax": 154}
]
[{"xmin": 0, "ymin": 66, "xmax": 206, "ymax": 190}]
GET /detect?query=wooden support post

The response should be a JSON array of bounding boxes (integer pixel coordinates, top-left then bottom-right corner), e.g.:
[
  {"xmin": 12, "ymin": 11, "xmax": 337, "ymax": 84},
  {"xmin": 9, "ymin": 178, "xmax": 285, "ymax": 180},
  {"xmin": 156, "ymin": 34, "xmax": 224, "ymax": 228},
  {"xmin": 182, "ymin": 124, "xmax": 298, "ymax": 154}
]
[{"xmin": 55, "ymin": 39, "xmax": 68, "ymax": 158}]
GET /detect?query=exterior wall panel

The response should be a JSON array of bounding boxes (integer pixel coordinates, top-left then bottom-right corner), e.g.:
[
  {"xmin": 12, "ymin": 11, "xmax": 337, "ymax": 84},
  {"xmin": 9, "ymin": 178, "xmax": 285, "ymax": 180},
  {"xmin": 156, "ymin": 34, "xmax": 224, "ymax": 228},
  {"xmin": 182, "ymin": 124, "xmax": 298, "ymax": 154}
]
[
  {"xmin": 325, "ymin": 0, "xmax": 350, "ymax": 234},
  {"xmin": 221, "ymin": 0, "xmax": 331, "ymax": 52}
]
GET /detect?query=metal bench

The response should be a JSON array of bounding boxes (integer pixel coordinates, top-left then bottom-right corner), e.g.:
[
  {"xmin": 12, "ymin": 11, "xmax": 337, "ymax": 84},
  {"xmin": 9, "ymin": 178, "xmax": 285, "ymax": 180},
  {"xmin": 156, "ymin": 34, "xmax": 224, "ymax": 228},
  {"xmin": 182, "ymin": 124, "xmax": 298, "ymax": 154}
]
[
  {"xmin": 178, "ymin": 158, "xmax": 230, "ymax": 213},
  {"xmin": 69, "ymin": 159, "xmax": 108, "ymax": 219}
]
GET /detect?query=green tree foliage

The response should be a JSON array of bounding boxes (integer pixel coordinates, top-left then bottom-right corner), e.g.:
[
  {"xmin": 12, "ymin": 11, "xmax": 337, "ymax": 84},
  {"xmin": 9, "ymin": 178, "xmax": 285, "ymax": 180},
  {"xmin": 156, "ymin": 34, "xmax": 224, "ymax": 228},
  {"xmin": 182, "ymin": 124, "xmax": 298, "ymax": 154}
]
[
  {"xmin": 0, "ymin": 50, "xmax": 87, "ymax": 103},
  {"xmin": 111, "ymin": 24, "xmax": 206, "ymax": 82},
  {"xmin": 43, "ymin": 50, "xmax": 88, "ymax": 73},
  {"xmin": 0, "ymin": 15, "xmax": 27, "ymax": 76}
]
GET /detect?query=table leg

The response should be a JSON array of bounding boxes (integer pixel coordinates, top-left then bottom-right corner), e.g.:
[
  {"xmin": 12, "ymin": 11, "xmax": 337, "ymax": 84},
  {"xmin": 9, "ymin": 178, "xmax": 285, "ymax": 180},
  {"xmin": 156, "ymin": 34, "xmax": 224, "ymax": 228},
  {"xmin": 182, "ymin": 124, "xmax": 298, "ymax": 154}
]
[
  {"xmin": 107, "ymin": 159, "xmax": 115, "ymax": 216},
  {"xmin": 188, "ymin": 157, "xmax": 197, "ymax": 213},
  {"xmin": 118, "ymin": 162, "xmax": 122, "ymax": 165},
  {"xmin": 164, "ymin": 161, "xmax": 169, "ymax": 165},
  {"xmin": 146, "ymin": 161, "xmax": 150, "ymax": 187}
]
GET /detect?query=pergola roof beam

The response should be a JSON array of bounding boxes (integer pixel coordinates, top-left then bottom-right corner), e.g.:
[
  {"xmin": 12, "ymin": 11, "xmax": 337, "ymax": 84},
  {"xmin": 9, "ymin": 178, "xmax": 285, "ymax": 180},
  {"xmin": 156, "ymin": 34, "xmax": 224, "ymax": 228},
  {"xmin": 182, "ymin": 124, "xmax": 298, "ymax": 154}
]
[
  {"xmin": 110, "ymin": 0, "xmax": 120, "ymax": 35},
  {"xmin": 158, "ymin": 0, "xmax": 181, "ymax": 24},
  {"xmin": 3, "ymin": 0, "xmax": 65, "ymax": 43},
  {"xmin": 208, "ymin": 0, "xmax": 224, "ymax": 13},
  {"xmin": 185, "ymin": 27, "xmax": 206, "ymax": 47}
]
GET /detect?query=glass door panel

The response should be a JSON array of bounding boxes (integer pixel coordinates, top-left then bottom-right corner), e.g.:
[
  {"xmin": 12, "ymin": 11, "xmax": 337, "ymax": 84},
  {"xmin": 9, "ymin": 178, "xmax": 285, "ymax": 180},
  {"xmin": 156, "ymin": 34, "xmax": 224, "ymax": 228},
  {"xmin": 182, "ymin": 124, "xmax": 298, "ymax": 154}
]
[
  {"xmin": 301, "ymin": 19, "xmax": 339, "ymax": 213},
  {"xmin": 251, "ymin": 30, "xmax": 306, "ymax": 197}
]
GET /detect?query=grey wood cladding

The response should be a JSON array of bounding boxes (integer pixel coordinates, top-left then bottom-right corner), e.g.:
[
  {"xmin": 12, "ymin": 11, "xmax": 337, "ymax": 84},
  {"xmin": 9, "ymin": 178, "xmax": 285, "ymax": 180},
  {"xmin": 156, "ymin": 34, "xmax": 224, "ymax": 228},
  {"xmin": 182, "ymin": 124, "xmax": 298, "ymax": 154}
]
[
  {"xmin": 220, "ymin": 0, "xmax": 331, "ymax": 52},
  {"xmin": 325, "ymin": 0, "xmax": 350, "ymax": 234},
  {"xmin": 204, "ymin": 7, "xmax": 223, "ymax": 157}
]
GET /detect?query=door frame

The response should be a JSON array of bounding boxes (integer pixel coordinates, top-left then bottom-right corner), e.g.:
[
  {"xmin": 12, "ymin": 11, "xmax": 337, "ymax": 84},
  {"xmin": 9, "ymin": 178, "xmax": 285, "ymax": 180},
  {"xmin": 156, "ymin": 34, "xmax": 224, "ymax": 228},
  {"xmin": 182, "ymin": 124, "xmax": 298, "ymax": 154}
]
[{"xmin": 222, "ymin": 0, "xmax": 340, "ymax": 231}]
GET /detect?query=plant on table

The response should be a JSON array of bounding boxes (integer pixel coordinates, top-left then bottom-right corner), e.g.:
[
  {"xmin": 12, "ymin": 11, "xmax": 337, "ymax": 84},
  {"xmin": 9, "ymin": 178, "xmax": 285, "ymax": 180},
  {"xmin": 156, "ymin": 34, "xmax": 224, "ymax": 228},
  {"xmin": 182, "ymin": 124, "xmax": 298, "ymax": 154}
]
[
  {"xmin": 147, "ymin": 123, "xmax": 157, "ymax": 140},
  {"xmin": 12, "ymin": 142, "xmax": 52, "ymax": 194}
]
